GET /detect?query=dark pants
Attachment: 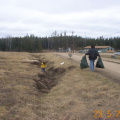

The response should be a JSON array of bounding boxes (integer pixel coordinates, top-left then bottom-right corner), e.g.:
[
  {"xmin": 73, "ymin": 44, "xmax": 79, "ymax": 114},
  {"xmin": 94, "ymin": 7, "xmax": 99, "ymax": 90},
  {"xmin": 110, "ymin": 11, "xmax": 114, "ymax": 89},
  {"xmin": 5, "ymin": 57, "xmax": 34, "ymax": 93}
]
[
  {"xmin": 90, "ymin": 60, "xmax": 95, "ymax": 72},
  {"xmin": 41, "ymin": 68, "xmax": 45, "ymax": 72}
]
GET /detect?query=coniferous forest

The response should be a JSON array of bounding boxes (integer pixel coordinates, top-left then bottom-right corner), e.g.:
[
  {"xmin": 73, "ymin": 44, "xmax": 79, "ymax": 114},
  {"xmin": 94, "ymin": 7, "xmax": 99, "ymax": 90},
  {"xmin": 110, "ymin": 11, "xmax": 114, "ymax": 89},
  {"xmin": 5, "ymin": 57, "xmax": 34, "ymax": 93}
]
[{"xmin": 0, "ymin": 32, "xmax": 120, "ymax": 52}]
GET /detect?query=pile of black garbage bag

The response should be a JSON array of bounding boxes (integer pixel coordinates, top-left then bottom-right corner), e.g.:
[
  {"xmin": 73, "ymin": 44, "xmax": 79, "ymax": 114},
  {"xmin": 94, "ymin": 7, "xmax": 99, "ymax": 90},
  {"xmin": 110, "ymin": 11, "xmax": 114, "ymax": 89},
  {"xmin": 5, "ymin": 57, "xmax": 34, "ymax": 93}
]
[{"xmin": 80, "ymin": 56, "xmax": 104, "ymax": 69}]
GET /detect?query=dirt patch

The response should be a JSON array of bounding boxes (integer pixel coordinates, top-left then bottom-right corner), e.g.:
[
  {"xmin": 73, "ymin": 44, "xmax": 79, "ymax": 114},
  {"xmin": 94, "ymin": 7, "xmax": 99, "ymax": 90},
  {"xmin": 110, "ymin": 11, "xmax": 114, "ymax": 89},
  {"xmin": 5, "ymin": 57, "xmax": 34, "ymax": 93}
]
[
  {"xmin": 47, "ymin": 66, "xmax": 66, "ymax": 75},
  {"xmin": 33, "ymin": 66, "xmax": 75, "ymax": 93},
  {"xmin": 33, "ymin": 67, "xmax": 66, "ymax": 93},
  {"xmin": 95, "ymin": 69, "xmax": 120, "ymax": 84},
  {"xmin": 0, "ymin": 57, "xmax": 6, "ymax": 59},
  {"xmin": 68, "ymin": 65, "xmax": 76, "ymax": 70}
]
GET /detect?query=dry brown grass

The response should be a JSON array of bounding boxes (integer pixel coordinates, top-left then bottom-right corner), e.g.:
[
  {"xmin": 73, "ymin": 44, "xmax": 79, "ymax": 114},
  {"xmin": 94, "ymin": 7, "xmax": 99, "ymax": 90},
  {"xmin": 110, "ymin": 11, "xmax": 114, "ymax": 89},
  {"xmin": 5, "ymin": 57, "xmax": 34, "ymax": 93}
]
[{"xmin": 0, "ymin": 52, "xmax": 120, "ymax": 120}]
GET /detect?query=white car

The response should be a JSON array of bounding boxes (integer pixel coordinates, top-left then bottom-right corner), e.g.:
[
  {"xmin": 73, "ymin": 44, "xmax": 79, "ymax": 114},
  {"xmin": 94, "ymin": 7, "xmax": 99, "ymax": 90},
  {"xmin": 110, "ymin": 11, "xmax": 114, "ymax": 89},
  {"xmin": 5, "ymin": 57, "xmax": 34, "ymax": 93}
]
[{"xmin": 114, "ymin": 52, "xmax": 120, "ymax": 55}]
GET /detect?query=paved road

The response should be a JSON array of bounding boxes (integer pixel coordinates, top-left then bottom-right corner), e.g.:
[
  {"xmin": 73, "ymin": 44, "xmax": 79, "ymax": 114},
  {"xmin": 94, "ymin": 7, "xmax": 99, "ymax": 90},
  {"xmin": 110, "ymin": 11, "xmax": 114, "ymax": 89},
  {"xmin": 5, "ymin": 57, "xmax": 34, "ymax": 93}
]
[{"xmin": 55, "ymin": 52, "xmax": 120, "ymax": 83}]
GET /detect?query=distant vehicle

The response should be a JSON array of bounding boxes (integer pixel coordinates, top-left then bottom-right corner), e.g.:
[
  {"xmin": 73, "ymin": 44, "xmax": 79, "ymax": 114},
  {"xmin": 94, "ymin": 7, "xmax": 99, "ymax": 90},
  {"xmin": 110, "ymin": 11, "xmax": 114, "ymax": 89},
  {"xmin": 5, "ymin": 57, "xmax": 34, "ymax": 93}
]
[
  {"xmin": 98, "ymin": 50, "xmax": 102, "ymax": 53},
  {"xmin": 114, "ymin": 52, "xmax": 120, "ymax": 55}
]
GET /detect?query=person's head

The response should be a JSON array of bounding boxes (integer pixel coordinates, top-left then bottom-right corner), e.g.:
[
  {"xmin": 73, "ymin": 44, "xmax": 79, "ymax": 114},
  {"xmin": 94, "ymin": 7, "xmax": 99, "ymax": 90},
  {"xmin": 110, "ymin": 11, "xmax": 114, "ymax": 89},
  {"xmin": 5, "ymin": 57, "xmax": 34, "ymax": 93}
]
[
  {"xmin": 45, "ymin": 60, "xmax": 48, "ymax": 63},
  {"xmin": 91, "ymin": 45, "xmax": 95, "ymax": 48}
]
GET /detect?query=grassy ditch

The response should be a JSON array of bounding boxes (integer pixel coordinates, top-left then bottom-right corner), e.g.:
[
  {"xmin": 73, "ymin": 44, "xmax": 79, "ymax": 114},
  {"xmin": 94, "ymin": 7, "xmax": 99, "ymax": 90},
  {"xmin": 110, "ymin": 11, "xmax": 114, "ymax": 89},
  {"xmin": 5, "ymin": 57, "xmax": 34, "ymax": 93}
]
[{"xmin": 0, "ymin": 52, "xmax": 120, "ymax": 120}]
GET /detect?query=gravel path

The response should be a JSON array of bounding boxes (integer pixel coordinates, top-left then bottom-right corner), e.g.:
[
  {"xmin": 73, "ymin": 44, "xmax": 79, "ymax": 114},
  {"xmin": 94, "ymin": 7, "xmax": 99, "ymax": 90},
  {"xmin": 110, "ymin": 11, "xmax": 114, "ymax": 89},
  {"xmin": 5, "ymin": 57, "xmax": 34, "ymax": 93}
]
[{"xmin": 55, "ymin": 52, "xmax": 120, "ymax": 83}]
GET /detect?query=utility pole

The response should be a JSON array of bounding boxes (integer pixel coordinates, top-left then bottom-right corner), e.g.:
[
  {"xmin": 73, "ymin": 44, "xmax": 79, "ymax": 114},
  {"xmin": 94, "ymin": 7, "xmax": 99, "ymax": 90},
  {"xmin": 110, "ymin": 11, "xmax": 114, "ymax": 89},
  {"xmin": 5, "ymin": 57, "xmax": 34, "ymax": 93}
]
[
  {"xmin": 21, "ymin": 39, "xmax": 22, "ymax": 52},
  {"xmin": 85, "ymin": 33, "xmax": 86, "ymax": 47},
  {"xmin": 48, "ymin": 39, "xmax": 49, "ymax": 50},
  {"xmin": 72, "ymin": 31, "xmax": 74, "ymax": 53}
]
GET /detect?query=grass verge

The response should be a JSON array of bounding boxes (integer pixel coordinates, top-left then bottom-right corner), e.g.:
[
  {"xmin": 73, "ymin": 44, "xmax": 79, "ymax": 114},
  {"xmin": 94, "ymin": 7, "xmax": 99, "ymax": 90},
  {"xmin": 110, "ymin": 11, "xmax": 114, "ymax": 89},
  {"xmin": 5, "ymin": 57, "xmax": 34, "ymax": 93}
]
[{"xmin": 0, "ymin": 52, "xmax": 120, "ymax": 120}]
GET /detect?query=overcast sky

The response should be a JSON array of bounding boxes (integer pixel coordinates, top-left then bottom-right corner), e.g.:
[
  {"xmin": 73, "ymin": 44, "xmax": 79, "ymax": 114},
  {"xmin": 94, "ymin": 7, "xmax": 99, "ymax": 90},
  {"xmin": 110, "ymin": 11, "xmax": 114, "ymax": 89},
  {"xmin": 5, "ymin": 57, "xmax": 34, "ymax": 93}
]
[{"xmin": 0, "ymin": 0, "xmax": 120, "ymax": 38}]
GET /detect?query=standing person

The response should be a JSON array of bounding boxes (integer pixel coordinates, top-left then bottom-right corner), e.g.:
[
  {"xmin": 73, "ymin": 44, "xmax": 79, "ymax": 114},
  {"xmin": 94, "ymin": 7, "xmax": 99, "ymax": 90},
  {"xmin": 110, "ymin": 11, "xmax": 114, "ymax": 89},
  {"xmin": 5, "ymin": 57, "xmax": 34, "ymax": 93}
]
[
  {"xmin": 41, "ymin": 60, "xmax": 48, "ymax": 72},
  {"xmin": 85, "ymin": 45, "xmax": 100, "ymax": 72}
]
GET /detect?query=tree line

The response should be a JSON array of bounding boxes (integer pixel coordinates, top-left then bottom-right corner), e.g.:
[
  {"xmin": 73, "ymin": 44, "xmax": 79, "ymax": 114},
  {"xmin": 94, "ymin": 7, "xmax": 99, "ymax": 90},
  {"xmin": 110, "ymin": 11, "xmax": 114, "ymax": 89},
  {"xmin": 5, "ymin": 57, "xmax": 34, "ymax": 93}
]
[{"xmin": 0, "ymin": 33, "xmax": 120, "ymax": 52}]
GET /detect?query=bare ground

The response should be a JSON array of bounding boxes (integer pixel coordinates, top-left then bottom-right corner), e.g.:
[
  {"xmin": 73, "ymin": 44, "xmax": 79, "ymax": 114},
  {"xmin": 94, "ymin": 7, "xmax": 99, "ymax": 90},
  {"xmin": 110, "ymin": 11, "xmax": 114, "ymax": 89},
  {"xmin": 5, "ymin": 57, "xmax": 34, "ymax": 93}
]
[{"xmin": 0, "ymin": 52, "xmax": 120, "ymax": 120}]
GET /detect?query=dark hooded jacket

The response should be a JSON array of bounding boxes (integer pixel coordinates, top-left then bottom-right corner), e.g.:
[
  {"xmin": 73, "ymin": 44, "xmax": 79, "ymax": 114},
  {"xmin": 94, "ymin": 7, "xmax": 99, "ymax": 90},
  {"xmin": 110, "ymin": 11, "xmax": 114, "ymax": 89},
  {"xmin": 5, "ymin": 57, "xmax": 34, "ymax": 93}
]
[{"xmin": 86, "ymin": 48, "xmax": 100, "ymax": 60}]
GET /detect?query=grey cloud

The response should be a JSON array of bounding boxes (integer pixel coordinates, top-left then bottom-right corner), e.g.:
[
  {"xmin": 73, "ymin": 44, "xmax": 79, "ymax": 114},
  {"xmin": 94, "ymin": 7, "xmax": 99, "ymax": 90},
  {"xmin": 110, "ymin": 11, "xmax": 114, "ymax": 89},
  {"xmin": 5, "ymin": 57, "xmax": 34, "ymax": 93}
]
[{"xmin": 0, "ymin": 0, "xmax": 120, "ymax": 38}]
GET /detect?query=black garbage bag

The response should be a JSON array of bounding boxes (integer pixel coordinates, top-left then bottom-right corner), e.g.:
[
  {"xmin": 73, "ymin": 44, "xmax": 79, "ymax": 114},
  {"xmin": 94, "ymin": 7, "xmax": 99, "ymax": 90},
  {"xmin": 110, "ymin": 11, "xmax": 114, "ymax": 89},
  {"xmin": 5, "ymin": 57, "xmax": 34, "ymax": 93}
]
[
  {"xmin": 96, "ymin": 57, "xmax": 104, "ymax": 68},
  {"xmin": 80, "ymin": 56, "xmax": 89, "ymax": 69}
]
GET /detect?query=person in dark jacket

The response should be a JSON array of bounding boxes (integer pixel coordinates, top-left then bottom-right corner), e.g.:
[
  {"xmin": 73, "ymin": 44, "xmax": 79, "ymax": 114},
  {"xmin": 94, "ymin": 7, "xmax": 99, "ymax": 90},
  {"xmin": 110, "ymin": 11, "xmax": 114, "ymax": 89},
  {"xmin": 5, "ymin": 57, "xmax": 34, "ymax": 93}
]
[{"xmin": 85, "ymin": 45, "xmax": 100, "ymax": 72}]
